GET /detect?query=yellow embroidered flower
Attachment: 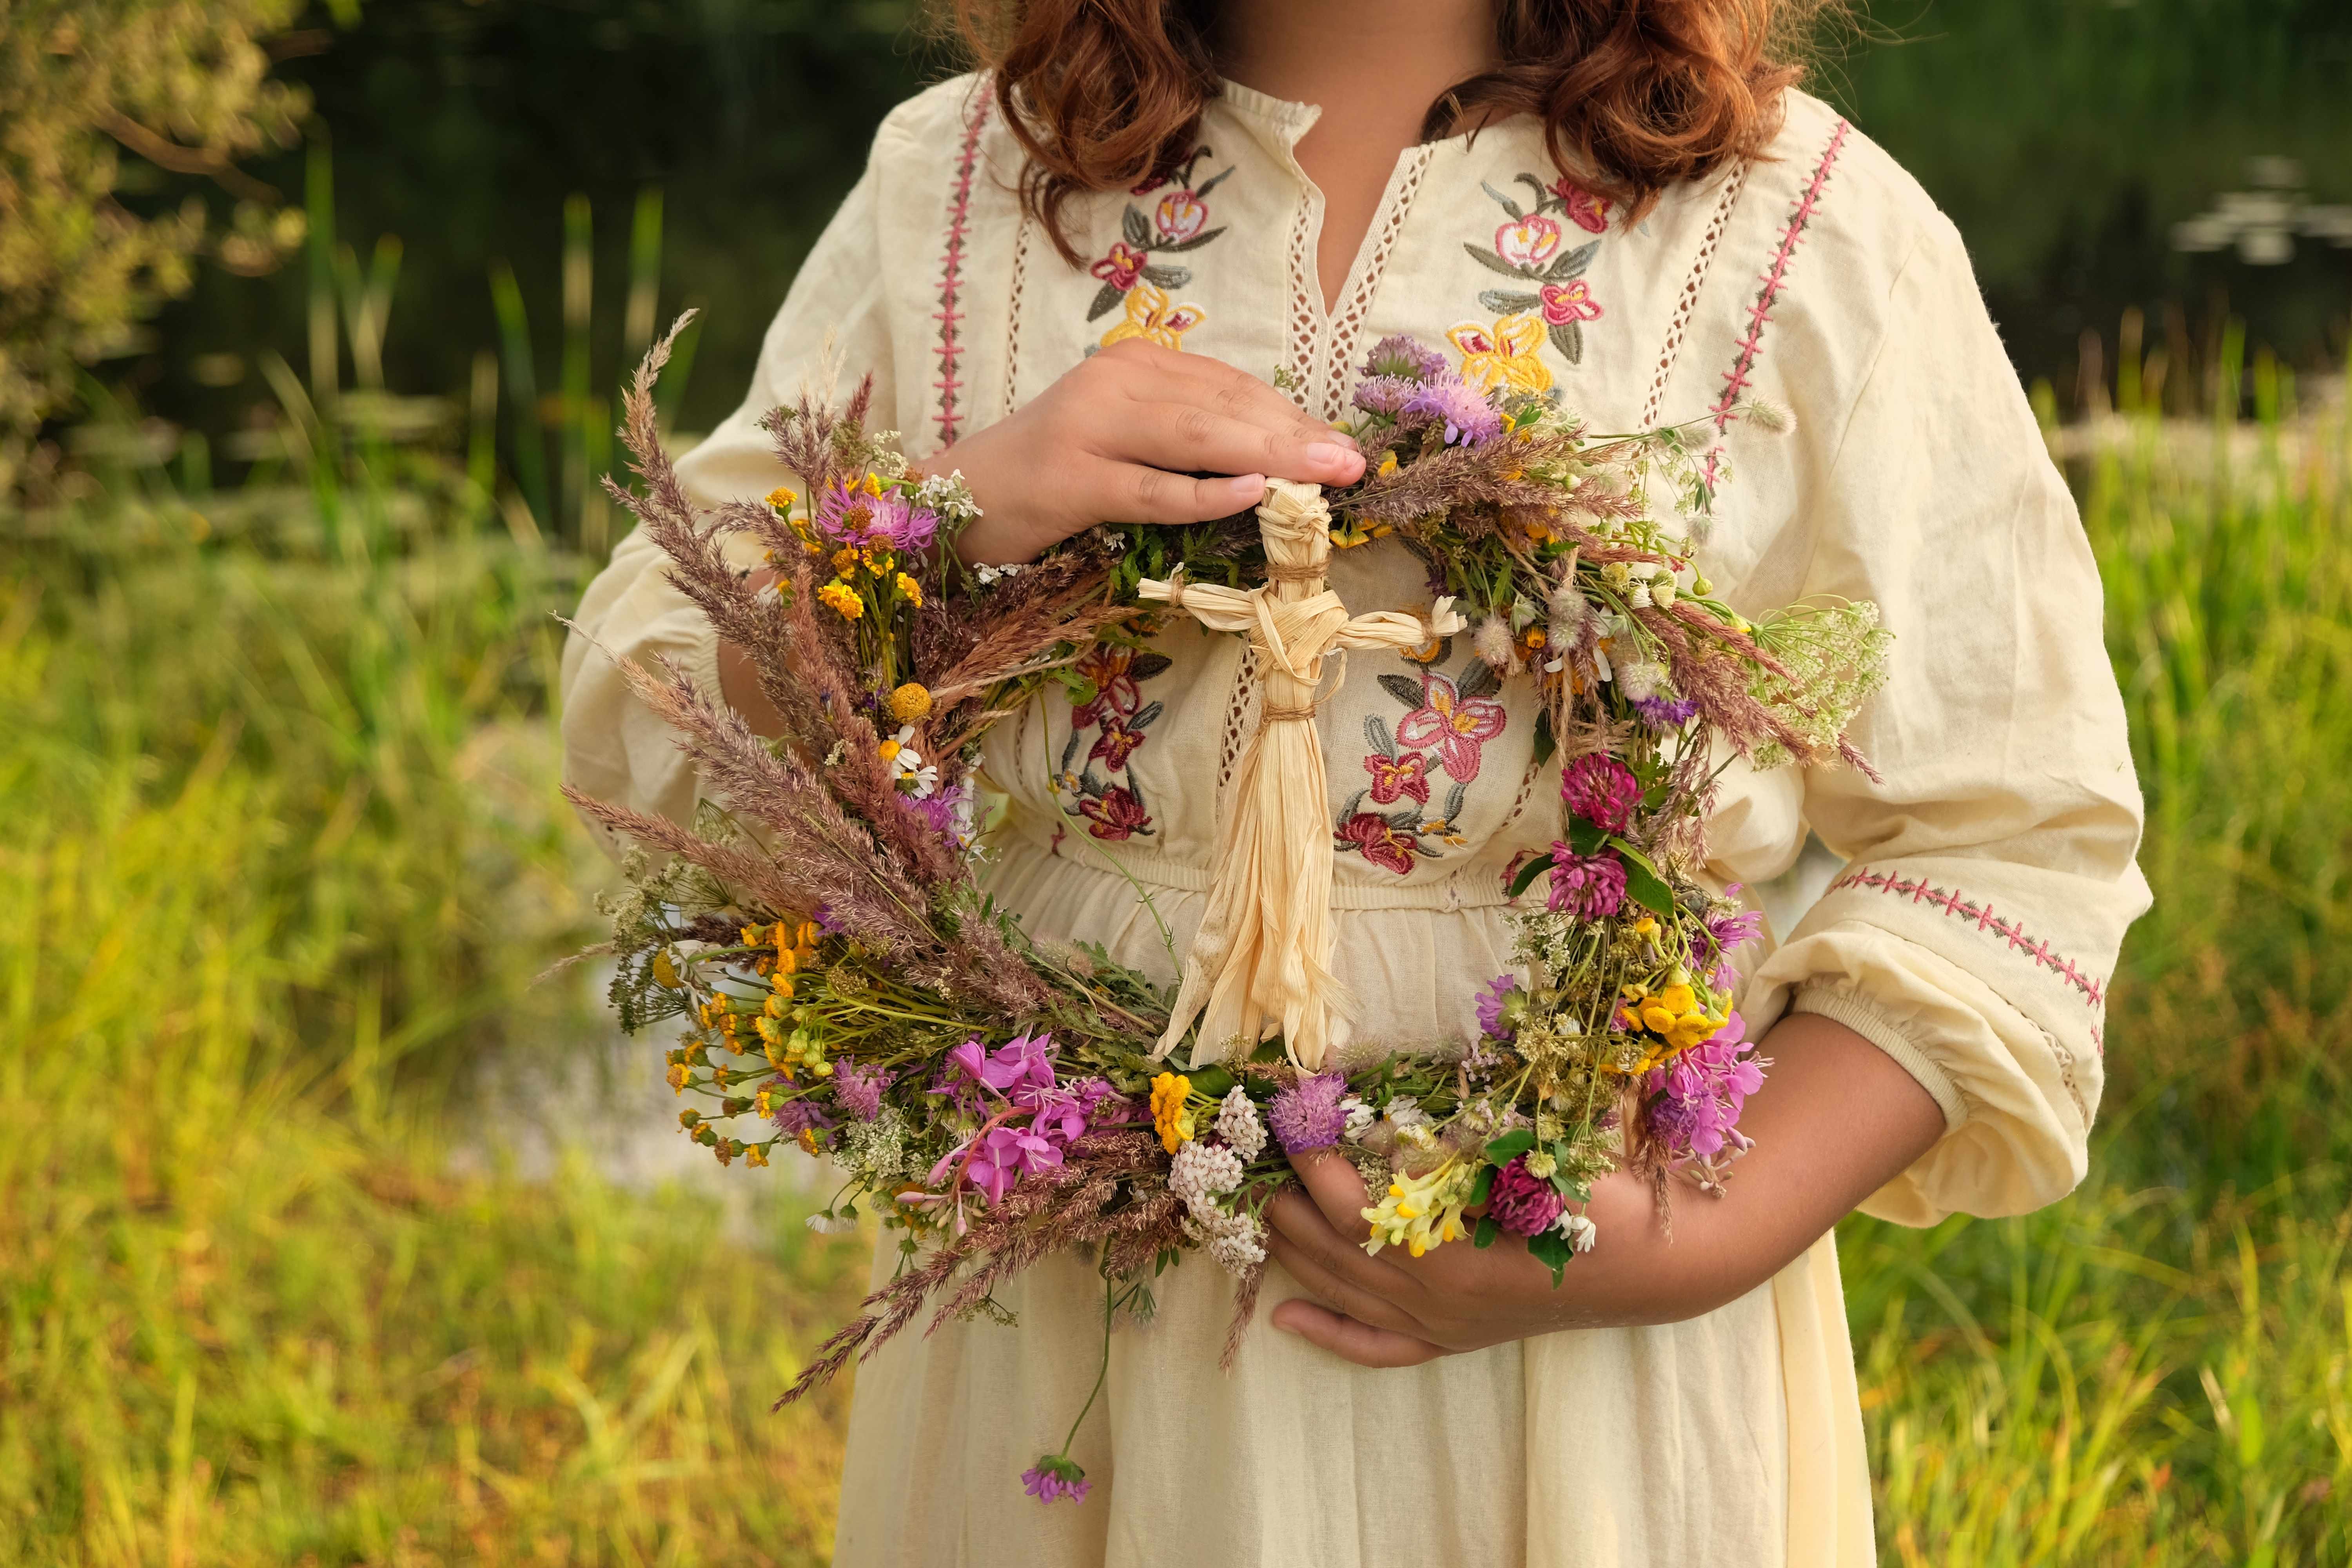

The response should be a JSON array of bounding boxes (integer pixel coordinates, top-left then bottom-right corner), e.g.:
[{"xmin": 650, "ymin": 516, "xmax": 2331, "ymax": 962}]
[
  {"xmin": 895, "ymin": 571, "xmax": 923, "ymax": 607},
  {"xmin": 1101, "ymin": 281, "xmax": 1207, "ymax": 352},
  {"xmin": 888, "ymin": 682, "xmax": 933, "ymax": 722},
  {"xmin": 817, "ymin": 580, "xmax": 863, "ymax": 620},
  {"xmin": 1151, "ymin": 1072, "xmax": 1195, "ymax": 1153},
  {"xmin": 1361, "ymin": 1159, "xmax": 1476, "ymax": 1258},
  {"xmin": 1448, "ymin": 314, "xmax": 1553, "ymax": 394}
]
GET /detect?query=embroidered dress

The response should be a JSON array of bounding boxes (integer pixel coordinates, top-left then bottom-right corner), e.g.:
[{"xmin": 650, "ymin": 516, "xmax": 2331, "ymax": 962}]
[{"xmin": 562, "ymin": 76, "xmax": 2148, "ymax": 1568}]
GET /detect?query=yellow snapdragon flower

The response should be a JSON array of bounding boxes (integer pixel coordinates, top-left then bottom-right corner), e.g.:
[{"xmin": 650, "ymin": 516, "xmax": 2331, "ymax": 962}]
[{"xmin": 1361, "ymin": 1159, "xmax": 1476, "ymax": 1259}]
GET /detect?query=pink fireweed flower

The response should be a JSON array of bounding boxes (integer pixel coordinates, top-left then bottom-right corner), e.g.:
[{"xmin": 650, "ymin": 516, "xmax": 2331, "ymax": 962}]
[
  {"xmin": 1268, "ymin": 1073, "xmax": 1349, "ymax": 1154},
  {"xmin": 1401, "ymin": 373, "xmax": 1505, "ymax": 447},
  {"xmin": 1485, "ymin": 1154, "xmax": 1566, "ymax": 1238},
  {"xmin": 961, "ymin": 1124, "xmax": 1063, "ymax": 1206},
  {"xmin": 1560, "ymin": 752, "xmax": 1639, "ymax": 834},
  {"xmin": 1547, "ymin": 848, "xmax": 1626, "ymax": 919},
  {"xmin": 1644, "ymin": 1013, "xmax": 1768, "ymax": 1167},
  {"xmin": 1022, "ymin": 1455, "xmax": 1091, "ymax": 1505},
  {"xmin": 1475, "ymin": 974, "xmax": 1523, "ymax": 1041},
  {"xmin": 812, "ymin": 478, "xmax": 939, "ymax": 552}
]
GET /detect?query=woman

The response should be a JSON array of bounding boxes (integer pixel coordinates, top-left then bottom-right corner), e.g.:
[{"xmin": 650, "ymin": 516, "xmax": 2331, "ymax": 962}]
[{"xmin": 563, "ymin": 1, "xmax": 2149, "ymax": 1562}]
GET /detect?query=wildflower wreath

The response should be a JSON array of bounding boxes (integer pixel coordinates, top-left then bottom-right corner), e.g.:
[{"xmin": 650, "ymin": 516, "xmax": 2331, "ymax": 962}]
[{"xmin": 573, "ymin": 318, "xmax": 1890, "ymax": 1503}]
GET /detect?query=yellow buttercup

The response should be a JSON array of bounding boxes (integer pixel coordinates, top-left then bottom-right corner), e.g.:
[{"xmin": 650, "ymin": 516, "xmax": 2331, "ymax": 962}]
[
  {"xmin": 1448, "ymin": 313, "xmax": 1553, "ymax": 394},
  {"xmin": 1101, "ymin": 281, "xmax": 1207, "ymax": 352}
]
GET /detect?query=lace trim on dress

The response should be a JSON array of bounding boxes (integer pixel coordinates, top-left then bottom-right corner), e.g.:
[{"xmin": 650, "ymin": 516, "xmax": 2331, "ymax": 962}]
[
  {"xmin": 1314, "ymin": 144, "xmax": 1439, "ymax": 421},
  {"xmin": 1280, "ymin": 197, "xmax": 1320, "ymax": 407},
  {"xmin": 1642, "ymin": 164, "xmax": 1750, "ymax": 429}
]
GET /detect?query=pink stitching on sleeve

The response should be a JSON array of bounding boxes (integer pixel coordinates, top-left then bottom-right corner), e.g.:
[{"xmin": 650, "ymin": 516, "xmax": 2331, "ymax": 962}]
[
  {"xmin": 1825, "ymin": 866, "xmax": 2111, "ymax": 1051},
  {"xmin": 933, "ymin": 88, "xmax": 992, "ymax": 449}
]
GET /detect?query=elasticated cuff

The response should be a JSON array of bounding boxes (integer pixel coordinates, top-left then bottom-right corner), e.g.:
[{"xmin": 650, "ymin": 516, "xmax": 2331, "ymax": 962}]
[{"xmin": 1791, "ymin": 981, "xmax": 1969, "ymax": 1134}]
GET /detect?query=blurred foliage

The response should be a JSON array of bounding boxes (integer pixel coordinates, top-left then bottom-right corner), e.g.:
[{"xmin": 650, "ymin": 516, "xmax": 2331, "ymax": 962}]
[{"xmin": 0, "ymin": 0, "xmax": 314, "ymax": 485}]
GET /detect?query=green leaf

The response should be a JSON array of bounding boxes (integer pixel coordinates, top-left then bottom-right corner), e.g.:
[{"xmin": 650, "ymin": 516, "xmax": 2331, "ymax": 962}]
[
  {"xmin": 1085, "ymin": 282, "xmax": 1126, "ymax": 323},
  {"xmin": 1481, "ymin": 180, "xmax": 1525, "ymax": 222},
  {"xmin": 1474, "ymin": 1214, "xmax": 1500, "ymax": 1249},
  {"xmin": 1468, "ymin": 1166, "xmax": 1496, "ymax": 1206},
  {"xmin": 1152, "ymin": 226, "xmax": 1229, "ymax": 254},
  {"xmin": 1550, "ymin": 321, "xmax": 1585, "ymax": 365},
  {"xmin": 1122, "ymin": 205, "xmax": 1151, "ymax": 247},
  {"xmin": 1463, "ymin": 242, "xmax": 1538, "ymax": 280},
  {"xmin": 1532, "ymin": 710, "xmax": 1557, "ymax": 767},
  {"xmin": 1506, "ymin": 854, "xmax": 1555, "ymax": 898},
  {"xmin": 1484, "ymin": 1128, "xmax": 1535, "ymax": 1165},
  {"xmin": 1139, "ymin": 263, "xmax": 1194, "ymax": 290},
  {"xmin": 1187, "ymin": 1065, "xmax": 1235, "ymax": 1100},
  {"xmin": 1527, "ymin": 1229, "xmax": 1573, "ymax": 1286},
  {"xmin": 1566, "ymin": 817, "xmax": 1607, "ymax": 855},
  {"xmin": 1479, "ymin": 288, "xmax": 1543, "ymax": 316},
  {"xmin": 1604, "ymin": 836, "xmax": 1677, "ymax": 918}
]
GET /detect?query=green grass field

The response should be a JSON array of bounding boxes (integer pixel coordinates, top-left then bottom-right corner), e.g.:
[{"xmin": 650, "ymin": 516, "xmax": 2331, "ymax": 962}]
[{"xmin": 3, "ymin": 354, "xmax": 2348, "ymax": 1563}]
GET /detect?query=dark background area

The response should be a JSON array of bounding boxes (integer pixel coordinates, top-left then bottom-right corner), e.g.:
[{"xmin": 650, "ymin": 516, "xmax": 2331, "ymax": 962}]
[{"xmin": 111, "ymin": 0, "xmax": 2352, "ymax": 484}]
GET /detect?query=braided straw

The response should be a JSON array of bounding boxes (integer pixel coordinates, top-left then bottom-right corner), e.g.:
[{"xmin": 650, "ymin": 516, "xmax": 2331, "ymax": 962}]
[{"xmin": 1137, "ymin": 481, "xmax": 1465, "ymax": 1071}]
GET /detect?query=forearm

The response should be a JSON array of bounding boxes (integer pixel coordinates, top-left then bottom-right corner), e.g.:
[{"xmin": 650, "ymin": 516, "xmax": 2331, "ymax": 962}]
[{"xmin": 718, "ymin": 568, "xmax": 788, "ymax": 737}]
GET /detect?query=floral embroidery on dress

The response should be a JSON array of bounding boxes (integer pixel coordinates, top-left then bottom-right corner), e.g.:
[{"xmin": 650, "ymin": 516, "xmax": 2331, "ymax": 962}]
[
  {"xmin": 1055, "ymin": 642, "xmax": 1174, "ymax": 841},
  {"xmin": 1334, "ymin": 654, "xmax": 1506, "ymax": 876},
  {"xmin": 1083, "ymin": 147, "xmax": 1235, "ymax": 351},
  {"xmin": 1457, "ymin": 172, "xmax": 1611, "ymax": 377}
]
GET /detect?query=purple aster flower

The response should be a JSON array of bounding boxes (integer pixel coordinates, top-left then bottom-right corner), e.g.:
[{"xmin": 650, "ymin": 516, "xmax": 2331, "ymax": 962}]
[
  {"xmin": 1693, "ymin": 902, "xmax": 1768, "ymax": 989},
  {"xmin": 1631, "ymin": 695, "xmax": 1700, "ymax": 730},
  {"xmin": 1268, "ymin": 1073, "xmax": 1348, "ymax": 1154},
  {"xmin": 1022, "ymin": 1456, "xmax": 1092, "ymax": 1505},
  {"xmin": 906, "ymin": 780, "xmax": 976, "ymax": 848},
  {"xmin": 1361, "ymin": 334, "xmax": 1448, "ymax": 382},
  {"xmin": 1475, "ymin": 974, "xmax": 1523, "ymax": 1041},
  {"xmin": 1350, "ymin": 375, "xmax": 1422, "ymax": 417},
  {"xmin": 1560, "ymin": 753, "xmax": 1640, "ymax": 835},
  {"xmin": 1644, "ymin": 1013, "xmax": 1767, "ymax": 1165},
  {"xmin": 1546, "ymin": 848, "xmax": 1626, "ymax": 919},
  {"xmin": 1485, "ymin": 1155, "xmax": 1566, "ymax": 1238},
  {"xmin": 1400, "ymin": 374, "xmax": 1505, "ymax": 447},
  {"xmin": 813, "ymin": 477, "xmax": 939, "ymax": 552},
  {"xmin": 771, "ymin": 1095, "xmax": 835, "ymax": 1142},
  {"xmin": 831, "ymin": 1063, "xmax": 891, "ymax": 1122}
]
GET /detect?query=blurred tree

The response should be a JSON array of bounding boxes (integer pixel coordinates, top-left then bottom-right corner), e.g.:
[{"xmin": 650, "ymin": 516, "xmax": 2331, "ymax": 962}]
[{"xmin": 0, "ymin": 0, "xmax": 314, "ymax": 486}]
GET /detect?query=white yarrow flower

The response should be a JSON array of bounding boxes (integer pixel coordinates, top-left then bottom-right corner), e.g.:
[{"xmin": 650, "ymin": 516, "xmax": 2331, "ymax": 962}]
[{"xmin": 1216, "ymin": 1087, "xmax": 1265, "ymax": 1163}]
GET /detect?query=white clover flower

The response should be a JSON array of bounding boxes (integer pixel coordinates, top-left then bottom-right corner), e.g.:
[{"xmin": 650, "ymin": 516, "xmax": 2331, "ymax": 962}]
[
  {"xmin": 1558, "ymin": 1210, "xmax": 1598, "ymax": 1252},
  {"xmin": 1216, "ymin": 1086, "xmax": 1265, "ymax": 1163},
  {"xmin": 1339, "ymin": 1096, "xmax": 1377, "ymax": 1142}
]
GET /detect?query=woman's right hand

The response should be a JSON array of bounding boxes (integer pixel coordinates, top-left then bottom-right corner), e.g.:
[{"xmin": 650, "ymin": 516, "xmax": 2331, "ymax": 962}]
[{"xmin": 938, "ymin": 338, "xmax": 1367, "ymax": 566}]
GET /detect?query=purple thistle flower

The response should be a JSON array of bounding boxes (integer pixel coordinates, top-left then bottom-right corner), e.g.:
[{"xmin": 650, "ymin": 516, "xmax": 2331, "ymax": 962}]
[
  {"xmin": 1693, "ymin": 902, "xmax": 1768, "ymax": 989},
  {"xmin": 1022, "ymin": 1455, "xmax": 1092, "ymax": 1505},
  {"xmin": 813, "ymin": 477, "xmax": 939, "ymax": 552},
  {"xmin": 1268, "ymin": 1073, "xmax": 1349, "ymax": 1154},
  {"xmin": 1475, "ymin": 974, "xmax": 1522, "ymax": 1041},
  {"xmin": 771, "ymin": 1094, "xmax": 835, "ymax": 1142},
  {"xmin": 1485, "ymin": 1155, "xmax": 1566, "ymax": 1238},
  {"xmin": 1546, "ymin": 848, "xmax": 1626, "ymax": 919},
  {"xmin": 1644, "ymin": 1013, "xmax": 1767, "ymax": 1165},
  {"xmin": 907, "ymin": 780, "xmax": 976, "ymax": 848},
  {"xmin": 1350, "ymin": 375, "xmax": 1423, "ymax": 417},
  {"xmin": 812, "ymin": 903, "xmax": 845, "ymax": 936},
  {"xmin": 1400, "ymin": 374, "xmax": 1505, "ymax": 447},
  {"xmin": 1560, "ymin": 752, "xmax": 1640, "ymax": 835},
  {"xmin": 831, "ymin": 1062, "xmax": 891, "ymax": 1122},
  {"xmin": 1631, "ymin": 695, "xmax": 1700, "ymax": 730},
  {"xmin": 1361, "ymin": 334, "xmax": 1447, "ymax": 382}
]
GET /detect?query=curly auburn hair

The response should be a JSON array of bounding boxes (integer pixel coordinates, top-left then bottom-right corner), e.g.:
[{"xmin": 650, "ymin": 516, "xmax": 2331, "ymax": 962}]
[{"xmin": 946, "ymin": 0, "xmax": 1839, "ymax": 264}]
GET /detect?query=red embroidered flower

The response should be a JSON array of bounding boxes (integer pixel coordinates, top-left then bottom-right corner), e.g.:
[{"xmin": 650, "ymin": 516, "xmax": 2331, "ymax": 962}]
[
  {"xmin": 1071, "ymin": 645, "xmax": 1144, "ymax": 726},
  {"xmin": 1494, "ymin": 214, "xmax": 1561, "ymax": 269},
  {"xmin": 1551, "ymin": 179, "xmax": 1612, "ymax": 234},
  {"xmin": 1080, "ymin": 786, "xmax": 1151, "ymax": 841},
  {"xmin": 1394, "ymin": 672, "xmax": 1508, "ymax": 782},
  {"xmin": 1156, "ymin": 190, "xmax": 1207, "ymax": 243},
  {"xmin": 1540, "ymin": 280, "xmax": 1603, "ymax": 326},
  {"xmin": 1090, "ymin": 720, "xmax": 1147, "ymax": 771},
  {"xmin": 1089, "ymin": 242, "xmax": 1149, "ymax": 291},
  {"xmin": 1336, "ymin": 813, "xmax": 1417, "ymax": 875},
  {"xmin": 1363, "ymin": 750, "xmax": 1432, "ymax": 806}
]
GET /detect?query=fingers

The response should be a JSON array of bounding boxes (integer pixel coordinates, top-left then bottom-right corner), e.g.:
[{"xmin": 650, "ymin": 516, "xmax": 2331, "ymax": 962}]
[
  {"xmin": 1098, "ymin": 462, "xmax": 1269, "ymax": 526},
  {"xmin": 1268, "ymin": 1298, "xmax": 1446, "ymax": 1368},
  {"xmin": 1286, "ymin": 1147, "xmax": 1376, "ymax": 1238},
  {"xmin": 1126, "ymin": 405, "xmax": 1363, "ymax": 490},
  {"xmin": 1263, "ymin": 1226, "xmax": 1425, "ymax": 1337}
]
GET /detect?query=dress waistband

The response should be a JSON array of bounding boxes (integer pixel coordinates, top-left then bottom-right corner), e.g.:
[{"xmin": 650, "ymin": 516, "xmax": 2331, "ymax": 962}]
[{"xmin": 998, "ymin": 819, "xmax": 1523, "ymax": 913}]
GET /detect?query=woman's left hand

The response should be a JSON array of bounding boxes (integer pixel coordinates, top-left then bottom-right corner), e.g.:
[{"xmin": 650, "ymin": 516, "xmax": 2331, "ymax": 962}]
[{"xmin": 1264, "ymin": 1011, "xmax": 1948, "ymax": 1367}]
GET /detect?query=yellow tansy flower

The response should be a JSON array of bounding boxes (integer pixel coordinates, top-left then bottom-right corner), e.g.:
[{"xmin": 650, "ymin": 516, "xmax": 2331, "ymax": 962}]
[
  {"xmin": 765, "ymin": 485, "xmax": 797, "ymax": 512},
  {"xmin": 817, "ymin": 581, "xmax": 863, "ymax": 620},
  {"xmin": 1150, "ymin": 1072, "xmax": 1194, "ymax": 1153},
  {"xmin": 895, "ymin": 572, "xmax": 923, "ymax": 607}
]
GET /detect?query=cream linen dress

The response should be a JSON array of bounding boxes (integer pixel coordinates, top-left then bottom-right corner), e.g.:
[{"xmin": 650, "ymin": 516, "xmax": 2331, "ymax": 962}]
[{"xmin": 562, "ymin": 74, "xmax": 2149, "ymax": 1568}]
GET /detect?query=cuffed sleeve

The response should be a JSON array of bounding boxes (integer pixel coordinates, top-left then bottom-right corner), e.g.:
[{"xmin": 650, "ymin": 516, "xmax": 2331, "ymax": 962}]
[{"xmin": 1740, "ymin": 212, "xmax": 2151, "ymax": 1226}]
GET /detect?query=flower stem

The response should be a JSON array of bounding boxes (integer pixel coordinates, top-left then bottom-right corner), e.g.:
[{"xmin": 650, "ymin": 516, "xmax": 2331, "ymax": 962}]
[{"xmin": 1057, "ymin": 1258, "xmax": 1122, "ymax": 1460}]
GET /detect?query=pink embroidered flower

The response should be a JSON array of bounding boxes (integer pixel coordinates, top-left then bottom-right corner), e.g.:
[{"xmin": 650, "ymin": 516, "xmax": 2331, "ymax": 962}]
[
  {"xmin": 1336, "ymin": 813, "xmax": 1418, "ymax": 875},
  {"xmin": 1495, "ymin": 214, "xmax": 1562, "ymax": 269},
  {"xmin": 1090, "ymin": 720, "xmax": 1147, "ymax": 771},
  {"xmin": 1540, "ymin": 279, "xmax": 1603, "ymax": 326},
  {"xmin": 1363, "ymin": 750, "xmax": 1432, "ymax": 805},
  {"xmin": 1551, "ymin": 178, "xmax": 1612, "ymax": 233},
  {"xmin": 1071, "ymin": 645, "xmax": 1145, "ymax": 726},
  {"xmin": 1155, "ymin": 190, "xmax": 1207, "ymax": 243},
  {"xmin": 1394, "ymin": 671, "xmax": 1508, "ymax": 782},
  {"xmin": 1089, "ymin": 241, "xmax": 1149, "ymax": 291},
  {"xmin": 1080, "ymin": 786, "xmax": 1151, "ymax": 841},
  {"xmin": 1560, "ymin": 753, "xmax": 1639, "ymax": 835}
]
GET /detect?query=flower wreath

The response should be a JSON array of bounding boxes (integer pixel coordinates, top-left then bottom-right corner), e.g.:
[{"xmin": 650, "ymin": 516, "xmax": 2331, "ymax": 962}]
[{"xmin": 573, "ymin": 318, "xmax": 1891, "ymax": 1503}]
